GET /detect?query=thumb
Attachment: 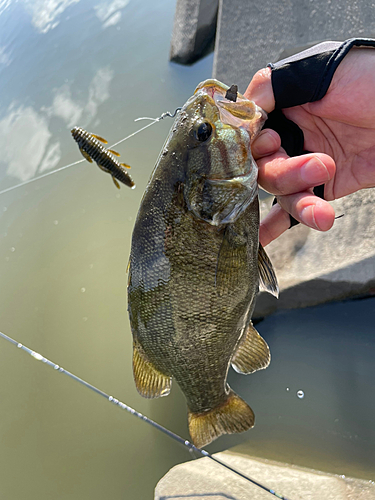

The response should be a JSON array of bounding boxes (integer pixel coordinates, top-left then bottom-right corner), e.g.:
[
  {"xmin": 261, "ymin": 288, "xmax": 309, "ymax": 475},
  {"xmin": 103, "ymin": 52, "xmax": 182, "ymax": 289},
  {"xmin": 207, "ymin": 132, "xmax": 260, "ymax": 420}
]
[{"xmin": 244, "ymin": 67, "xmax": 275, "ymax": 113}]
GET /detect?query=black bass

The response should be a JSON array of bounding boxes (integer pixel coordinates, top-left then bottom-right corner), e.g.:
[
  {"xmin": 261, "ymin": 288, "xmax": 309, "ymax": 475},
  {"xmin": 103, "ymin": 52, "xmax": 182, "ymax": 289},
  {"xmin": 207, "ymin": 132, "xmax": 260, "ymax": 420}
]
[
  {"xmin": 71, "ymin": 126, "xmax": 135, "ymax": 188},
  {"xmin": 127, "ymin": 79, "xmax": 278, "ymax": 448}
]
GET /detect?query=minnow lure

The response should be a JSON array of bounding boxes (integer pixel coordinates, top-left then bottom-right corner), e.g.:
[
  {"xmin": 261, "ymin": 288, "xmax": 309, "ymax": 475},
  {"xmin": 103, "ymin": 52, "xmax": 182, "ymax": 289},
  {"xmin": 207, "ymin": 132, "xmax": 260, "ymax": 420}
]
[{"xmin": 71, "ymin": 127, "xmax": 135, "ymax": 189}]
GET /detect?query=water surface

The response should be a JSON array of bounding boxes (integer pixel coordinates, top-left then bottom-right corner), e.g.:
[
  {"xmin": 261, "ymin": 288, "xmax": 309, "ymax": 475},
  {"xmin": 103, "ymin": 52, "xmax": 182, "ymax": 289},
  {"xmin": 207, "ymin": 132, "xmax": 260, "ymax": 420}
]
[{"xmin": 0, "ymin": 1, "xmax": 213, "ymax": 498}]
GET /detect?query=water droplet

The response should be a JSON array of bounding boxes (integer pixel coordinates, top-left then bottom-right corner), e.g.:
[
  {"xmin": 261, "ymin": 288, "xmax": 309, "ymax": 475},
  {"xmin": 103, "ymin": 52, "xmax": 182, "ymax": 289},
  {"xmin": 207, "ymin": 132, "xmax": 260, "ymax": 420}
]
[
  {"xmin": 3, "ymin": 232, "xmax": 7, "ymax": 237},
  {"xmin": 83, "ymin": 317, "xmax": 88, "ymax": 321},
  {"xmin": 10, "ymin": 247, "xmax": 15, "ymax": 252},
  {"xmin": 339, "ymin": 474, "xmax": 346, "ymax": 479},
  {"xmin": 82, "ymin": 208, "xmax": 86, "ymax": 214},
  {"xmin": 3, "ymin": 207, "xmax": 7, "ymax": 212},
  {"xmin": 297, "ymin": 390, "xmax": 305, "ymax": 399},
  {"xmin": 53, "ymin": 220, "xmax": 58, "ymax": 225},
  {"xmin": 116, "ymin": 193, "xmax": 121, "ymax": 199},
  {"xmin": 128, "ymin": 216, "xmax": 132, "ymax": 221},
  {"xmin": 81, "ymin": 287, "xmax": 86, "ymax": 293},
  {"xmin": 286, "ymin": 387, "xmax": 290, "ymax": 392},
  {"xmin": 5, "ymin": 256, "xmax": 9, "ymax": 261},
  {"xmin": 17, "ymin": 343, "xmax": 23, "ymax": 348},
  {"xmin": 89, "ymin": 264, "xmax": 93, "ymax": 269}
]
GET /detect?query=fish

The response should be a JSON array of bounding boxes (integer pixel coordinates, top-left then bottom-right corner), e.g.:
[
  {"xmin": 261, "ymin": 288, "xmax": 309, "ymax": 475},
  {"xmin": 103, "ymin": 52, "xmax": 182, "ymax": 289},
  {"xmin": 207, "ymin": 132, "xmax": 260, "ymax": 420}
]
[
  {"xmin": 127, "ymin": 79, "xmax": 278, "ymax": 448},
  {"xmin": 71, "ymin": 126, "xmax": 135, "ymax": 189}
]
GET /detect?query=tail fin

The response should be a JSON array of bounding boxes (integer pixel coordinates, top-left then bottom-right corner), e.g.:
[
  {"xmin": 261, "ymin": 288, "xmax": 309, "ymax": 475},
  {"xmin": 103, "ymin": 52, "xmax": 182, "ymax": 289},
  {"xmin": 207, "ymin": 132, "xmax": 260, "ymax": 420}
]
[{"xmin": 188, "ymin": 389, "xmax": 255, "ymax": 448}]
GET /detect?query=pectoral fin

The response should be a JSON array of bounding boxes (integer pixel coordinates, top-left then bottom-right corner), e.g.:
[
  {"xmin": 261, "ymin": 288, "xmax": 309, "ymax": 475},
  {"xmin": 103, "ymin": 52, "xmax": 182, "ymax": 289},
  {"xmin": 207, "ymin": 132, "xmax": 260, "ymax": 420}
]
[
  {"xmin": 258, "ymin": 244, "xmax": 279, "ymax": 298},
  {"xmin": 231, "ymin": 322, "xmax": 271, "ymax": 374},
  {"xmin": 133, "ymin": 342, "xmax": 171, "ymax": 398},
  {"xmin": 80, "ymin": 148, "xmax": 93, "ymax": 162}
]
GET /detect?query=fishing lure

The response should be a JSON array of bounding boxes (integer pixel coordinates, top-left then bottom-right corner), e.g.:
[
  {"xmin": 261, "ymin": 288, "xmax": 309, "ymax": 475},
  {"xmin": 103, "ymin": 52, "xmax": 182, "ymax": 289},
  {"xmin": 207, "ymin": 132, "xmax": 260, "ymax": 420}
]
[{"xmin": 71, "ymin": 127, "xmax": 135, "ymax": 189}]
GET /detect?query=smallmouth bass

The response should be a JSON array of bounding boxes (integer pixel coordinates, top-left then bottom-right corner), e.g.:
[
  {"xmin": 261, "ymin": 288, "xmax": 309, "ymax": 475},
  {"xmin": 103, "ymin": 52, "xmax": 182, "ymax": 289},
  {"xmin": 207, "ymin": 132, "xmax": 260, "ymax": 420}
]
[{"xmin": 127, "ymin": 79, "xmax": 278, "ymax": 448}]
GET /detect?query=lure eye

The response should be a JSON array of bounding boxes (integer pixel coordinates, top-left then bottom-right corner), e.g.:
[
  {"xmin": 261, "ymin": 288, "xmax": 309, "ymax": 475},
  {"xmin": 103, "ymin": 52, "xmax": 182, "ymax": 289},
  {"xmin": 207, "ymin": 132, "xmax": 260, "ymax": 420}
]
[{"xmin": 194, "ymin": 122, "xmax": 212, "ymax": 142}]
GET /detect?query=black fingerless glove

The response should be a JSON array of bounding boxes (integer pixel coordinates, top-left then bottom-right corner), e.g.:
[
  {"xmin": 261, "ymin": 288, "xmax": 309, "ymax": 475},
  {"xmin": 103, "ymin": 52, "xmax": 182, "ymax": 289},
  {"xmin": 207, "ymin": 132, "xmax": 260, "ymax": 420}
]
[{"xmin": 265, "ymin": 38, "xmax": 375, "ymax": 227}]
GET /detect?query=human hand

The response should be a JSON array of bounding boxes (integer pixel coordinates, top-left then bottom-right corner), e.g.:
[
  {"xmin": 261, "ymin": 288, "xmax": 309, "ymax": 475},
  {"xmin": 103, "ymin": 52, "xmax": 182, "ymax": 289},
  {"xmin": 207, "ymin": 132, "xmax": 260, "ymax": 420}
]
[{"xmin": 245, "ymin": 48, "xmax": 375, "ymax": 246}]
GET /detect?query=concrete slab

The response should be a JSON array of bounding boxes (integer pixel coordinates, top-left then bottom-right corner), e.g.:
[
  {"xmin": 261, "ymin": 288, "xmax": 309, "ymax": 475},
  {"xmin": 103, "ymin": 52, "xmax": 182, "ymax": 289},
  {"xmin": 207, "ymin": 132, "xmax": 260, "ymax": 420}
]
[
  {"xmin": 170, "ymin": 0, "xmax": 218, "ymax": 64},
  {"xmin": 155, "ymin": 451, "xmax": 375, "ymax": 499},
  {"xmin": 213, "ymin": 0, "xmax": 375, "ymax": 92},
  {"xmin": 254, "ymin": 188, "xmax": 375, "ymax": 317}
]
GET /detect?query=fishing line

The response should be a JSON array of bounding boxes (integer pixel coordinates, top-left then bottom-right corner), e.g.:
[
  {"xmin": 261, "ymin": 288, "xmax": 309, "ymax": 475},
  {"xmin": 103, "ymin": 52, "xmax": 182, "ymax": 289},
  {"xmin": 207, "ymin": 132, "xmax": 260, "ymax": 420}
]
[
  {"xmin": 0, "ymin": 329, "xmax": 292, "ymax": 500},
  {"xmin": 0, "ymin": 109, "xmax": 182, "ymax": 197}
]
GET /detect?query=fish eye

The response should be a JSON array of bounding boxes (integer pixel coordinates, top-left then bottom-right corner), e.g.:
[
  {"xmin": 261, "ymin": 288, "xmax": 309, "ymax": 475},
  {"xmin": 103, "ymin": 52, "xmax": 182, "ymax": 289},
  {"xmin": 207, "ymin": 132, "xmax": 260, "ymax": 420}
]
[{"xmin": 194, "ymin": 122, "xmax": 212, "ymax": 142}]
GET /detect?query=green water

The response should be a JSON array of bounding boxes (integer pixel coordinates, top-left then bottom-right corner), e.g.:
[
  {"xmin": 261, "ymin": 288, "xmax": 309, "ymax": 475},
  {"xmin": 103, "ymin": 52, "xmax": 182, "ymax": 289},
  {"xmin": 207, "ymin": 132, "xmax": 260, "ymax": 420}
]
[
  {"xmin": 0, "ymin": 1, "xmax": 213, "ymax": 498},
  {"xmin": 0, "ymin": 1, "xmax": 374, "ymax": 499}
]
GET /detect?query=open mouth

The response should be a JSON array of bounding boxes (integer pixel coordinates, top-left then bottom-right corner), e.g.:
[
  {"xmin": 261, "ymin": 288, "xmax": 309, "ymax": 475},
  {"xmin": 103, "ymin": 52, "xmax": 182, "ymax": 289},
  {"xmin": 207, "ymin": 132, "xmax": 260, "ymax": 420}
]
[{"xmin": 195, "ymin": 79, "xmax": 266, "ymax": 137}]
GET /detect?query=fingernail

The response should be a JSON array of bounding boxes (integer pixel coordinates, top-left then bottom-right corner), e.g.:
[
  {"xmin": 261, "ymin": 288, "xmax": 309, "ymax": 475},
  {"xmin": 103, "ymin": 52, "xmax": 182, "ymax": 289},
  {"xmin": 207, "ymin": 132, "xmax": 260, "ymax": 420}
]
[
  {"xmin": 300, "ymin": 205, "xmax": 319, "ymax": 230},
  {"xmin": 252, "ymin": 130, "xmax": 278, "ymax": 156},
  {"xmin": 301, "ymin": 157, "xmax": 330, "ymax": 184}
]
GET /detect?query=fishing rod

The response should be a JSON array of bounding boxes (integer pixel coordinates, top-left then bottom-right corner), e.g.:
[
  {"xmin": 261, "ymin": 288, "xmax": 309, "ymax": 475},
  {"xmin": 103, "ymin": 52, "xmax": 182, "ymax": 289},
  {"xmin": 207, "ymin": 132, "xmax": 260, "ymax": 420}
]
[{"xmin": 0, "ymin": 330, "xmax": 292, "ymax": 500}]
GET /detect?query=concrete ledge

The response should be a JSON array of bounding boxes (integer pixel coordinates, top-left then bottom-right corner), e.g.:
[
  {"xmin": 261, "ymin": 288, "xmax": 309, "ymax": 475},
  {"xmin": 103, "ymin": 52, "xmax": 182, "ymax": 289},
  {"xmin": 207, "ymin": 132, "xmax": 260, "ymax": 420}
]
[
  {"xmin": 213, "ymin": 0, "xmax": 375, "ymax": 92},
  {"xmin": 254, "ymin": 188, "xmax": 375, "ymax": 317},
  {"xmin": 170, "ymin": 0, "xmax": 218, "ymax": 64},
  {"xmin": 155, "ymin": 451, "xmax": 375, "ymax": 499}
]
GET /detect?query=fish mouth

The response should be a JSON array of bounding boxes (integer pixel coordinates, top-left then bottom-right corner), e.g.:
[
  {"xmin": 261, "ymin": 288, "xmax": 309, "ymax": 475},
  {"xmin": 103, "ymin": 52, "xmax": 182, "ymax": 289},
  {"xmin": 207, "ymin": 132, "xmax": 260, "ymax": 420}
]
[{"xmin": 194, "ymin": 79, "xmax": 267, "ymax": 139}]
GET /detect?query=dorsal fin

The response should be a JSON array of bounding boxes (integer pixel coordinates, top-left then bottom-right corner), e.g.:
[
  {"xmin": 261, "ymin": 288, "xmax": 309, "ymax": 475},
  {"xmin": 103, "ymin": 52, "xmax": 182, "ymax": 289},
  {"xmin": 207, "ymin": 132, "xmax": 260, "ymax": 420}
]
[{"xmin": 258, "ymin": 244, "xmax": 279, "ymax": 297}]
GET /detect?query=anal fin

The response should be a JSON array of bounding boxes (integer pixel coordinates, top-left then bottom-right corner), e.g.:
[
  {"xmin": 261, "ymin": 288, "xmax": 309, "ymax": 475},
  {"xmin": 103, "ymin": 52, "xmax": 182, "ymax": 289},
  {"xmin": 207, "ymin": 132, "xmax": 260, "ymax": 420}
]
[
  {"xmin": 258, "ymin": 243, "xmax": 279, "ymax": 298},
  {"xmin": 231, "ymin": 322, "xmax": 270, "ymax": 374},
  {"xmin": 133, "ymin": 342, "xmax": 171, "ymax": 398}
]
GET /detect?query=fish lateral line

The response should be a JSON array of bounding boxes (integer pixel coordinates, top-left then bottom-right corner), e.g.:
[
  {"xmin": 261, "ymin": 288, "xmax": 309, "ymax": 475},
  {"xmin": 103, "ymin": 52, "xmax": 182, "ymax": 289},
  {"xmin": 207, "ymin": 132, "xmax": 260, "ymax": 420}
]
[{"xmin": 0, "ymin": 329, "xmax": 293, "ymax": 500}]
